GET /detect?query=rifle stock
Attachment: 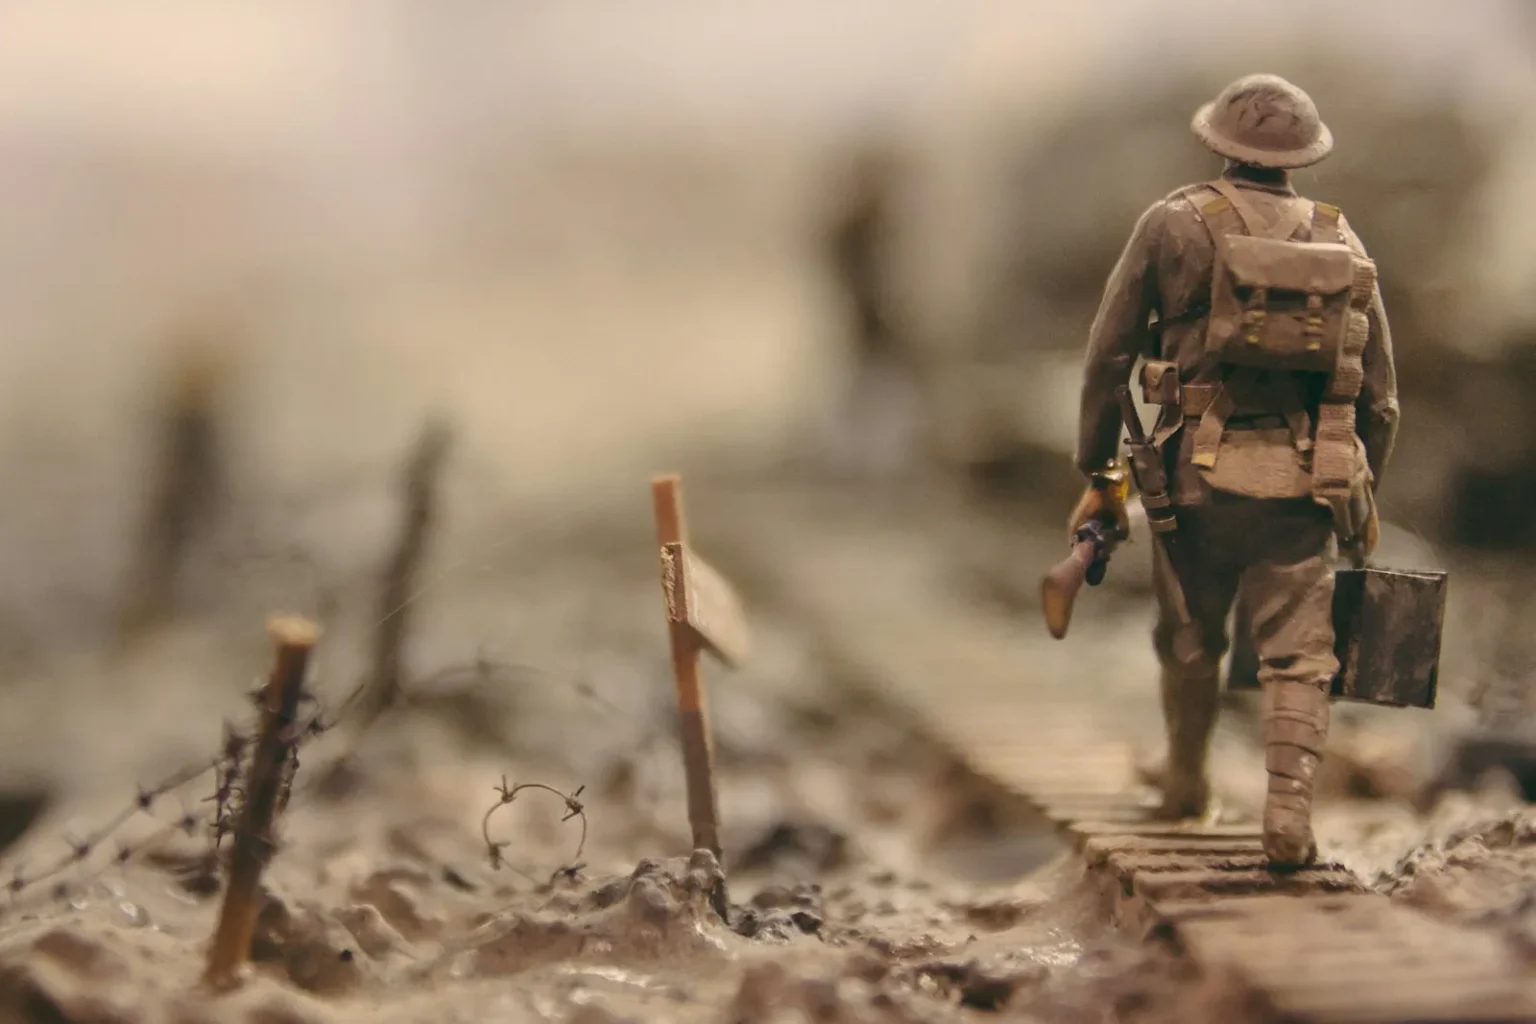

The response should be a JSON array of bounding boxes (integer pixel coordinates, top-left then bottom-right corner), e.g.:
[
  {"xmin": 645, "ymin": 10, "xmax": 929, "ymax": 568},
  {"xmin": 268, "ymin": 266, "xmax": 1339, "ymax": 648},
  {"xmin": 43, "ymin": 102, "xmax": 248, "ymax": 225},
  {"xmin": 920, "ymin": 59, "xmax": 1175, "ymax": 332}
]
[{"xmin": 1042, "ymin": 519, "xmax": 1112, "ymax": 639}]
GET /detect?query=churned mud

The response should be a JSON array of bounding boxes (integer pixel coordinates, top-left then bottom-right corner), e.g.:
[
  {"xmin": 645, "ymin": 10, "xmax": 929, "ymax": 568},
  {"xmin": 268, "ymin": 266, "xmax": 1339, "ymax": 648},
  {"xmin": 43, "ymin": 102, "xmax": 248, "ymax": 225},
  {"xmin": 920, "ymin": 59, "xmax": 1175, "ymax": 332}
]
[{"xmin": 0, "ymin": 472, "xmax": 1530, "ymax": 1024}]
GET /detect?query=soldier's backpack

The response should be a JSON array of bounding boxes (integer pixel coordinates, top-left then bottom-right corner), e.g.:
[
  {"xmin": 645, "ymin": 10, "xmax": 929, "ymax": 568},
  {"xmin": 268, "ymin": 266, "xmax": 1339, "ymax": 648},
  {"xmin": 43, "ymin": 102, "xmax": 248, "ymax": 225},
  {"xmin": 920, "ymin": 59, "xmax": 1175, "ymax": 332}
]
[
  {"xmin": 1196, "ymin": 178, "xmax": 1376, "ymax": 375},
  {"xmin": 1183, "ymin": 178, "xmax": 1380, "ymax": 552}
]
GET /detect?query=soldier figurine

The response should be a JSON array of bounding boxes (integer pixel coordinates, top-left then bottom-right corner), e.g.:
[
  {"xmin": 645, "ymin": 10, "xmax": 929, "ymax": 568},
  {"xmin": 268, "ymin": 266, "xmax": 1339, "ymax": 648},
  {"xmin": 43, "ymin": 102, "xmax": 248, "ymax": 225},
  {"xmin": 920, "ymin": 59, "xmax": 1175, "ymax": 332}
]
[
  {"xmin": 822, "ymin": 144, "xmax": 922, "ymax": 477},
  {"xmin": 1068, "ymin": 74, "xmax": 1400, "ymax": 866}
]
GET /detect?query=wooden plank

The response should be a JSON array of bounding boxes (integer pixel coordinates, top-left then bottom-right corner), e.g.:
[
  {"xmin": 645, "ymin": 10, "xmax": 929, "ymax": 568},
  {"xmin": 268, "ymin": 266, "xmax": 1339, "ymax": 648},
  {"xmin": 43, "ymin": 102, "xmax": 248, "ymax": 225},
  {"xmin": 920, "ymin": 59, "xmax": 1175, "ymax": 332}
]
[
  {"xmin": 1107, "ymin": 850, "xmax": 1275, "ymax": 877},
  {"xmin": 1175, "ymin": 899, "xmax": 1536, "ymax": 1023},
  {"xmin": 1044, "ymin": 803, "xmax": 1158, "ymax": 825},
  {"xmin": 1272, "ymin": 990, "xmax": 1536, "ymax": 1024},
  {"xmin": 1067, "ymin": 820, "xmax": 1260, "ymax": 840},
  {"xmin": 1134, "ymin": 867, "xmax": 1362, "ymax": 905},
  {"xmin": 1151, "ymin": 891, "xmax": 1379, "ymax": 924},
  {"xmin": 1031, "ymin": 790, "xmax": 1158, "ymax": 809},
  {"xmin": 661, "ymin": 541, "xmax": 750, "ymax": 668},
  {"xmin": 1083, "ymin": 834, "xmax": 1265, "ymax": 859}
]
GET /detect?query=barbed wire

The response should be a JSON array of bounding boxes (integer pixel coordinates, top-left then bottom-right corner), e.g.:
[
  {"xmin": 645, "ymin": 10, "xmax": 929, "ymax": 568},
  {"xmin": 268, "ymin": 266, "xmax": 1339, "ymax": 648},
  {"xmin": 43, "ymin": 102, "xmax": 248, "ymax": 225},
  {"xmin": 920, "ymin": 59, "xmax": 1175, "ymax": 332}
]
[
  {"xmin": 0, "ymin": 645, "xmax": 618, "ymax": 916},
  {"xmin": 0, "ymin": 669, "xmax": 354, "ymax": 916},
  {"xmin": 480, "ymin": 777, "xmax": 588, "ymax": 886},
  {"xmin": 0, "ymin": 421, "xmax": 680, "ymax": 916}
]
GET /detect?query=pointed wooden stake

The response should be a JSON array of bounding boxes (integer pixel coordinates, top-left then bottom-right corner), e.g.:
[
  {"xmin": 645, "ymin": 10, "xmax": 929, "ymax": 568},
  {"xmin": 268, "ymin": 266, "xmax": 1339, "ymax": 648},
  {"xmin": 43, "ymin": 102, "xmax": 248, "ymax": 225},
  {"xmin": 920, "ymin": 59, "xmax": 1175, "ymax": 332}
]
[{"xmin": 203, "ymin": 615, "xmax": 319, "ymax": 992}]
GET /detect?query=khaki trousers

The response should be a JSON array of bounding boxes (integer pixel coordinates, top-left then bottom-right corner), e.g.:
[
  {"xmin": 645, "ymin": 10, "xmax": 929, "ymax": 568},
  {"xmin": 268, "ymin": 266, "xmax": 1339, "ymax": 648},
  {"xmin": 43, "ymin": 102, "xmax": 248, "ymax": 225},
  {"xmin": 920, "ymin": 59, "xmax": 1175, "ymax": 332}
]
[{"xmin": 1151, "ymin": 492, "xmax": 1337, "ymax": 864}]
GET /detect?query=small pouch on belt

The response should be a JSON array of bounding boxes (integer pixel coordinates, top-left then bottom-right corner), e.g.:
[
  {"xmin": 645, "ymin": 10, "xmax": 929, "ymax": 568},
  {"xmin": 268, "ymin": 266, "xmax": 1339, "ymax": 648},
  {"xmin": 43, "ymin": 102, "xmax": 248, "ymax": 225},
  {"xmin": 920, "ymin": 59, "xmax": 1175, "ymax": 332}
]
[
  {"xmin": 1138, "ymin": 360, "xmax": 1184, "ymax": 447},
  {"xmin": 1139, "ymin": 360, "xmax": 1181, "ymax": 406}
]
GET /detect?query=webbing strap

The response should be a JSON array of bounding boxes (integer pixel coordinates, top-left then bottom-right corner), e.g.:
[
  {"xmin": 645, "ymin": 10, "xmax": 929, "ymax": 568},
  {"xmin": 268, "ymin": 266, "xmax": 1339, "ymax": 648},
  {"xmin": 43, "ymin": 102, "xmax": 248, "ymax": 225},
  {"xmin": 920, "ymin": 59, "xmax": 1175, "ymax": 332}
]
[
  {"xmin": 1191, "ymin": 372, "xmax": 1238, "ymax": 468},
  {"xmin": 1306, "ymin": 201, "xmax": 1377, "ymax": 532},
  {"xmin": 1267, "ymin": 373, "xmax": 1315, "ymax": 458},
  {"xmin": 1207, "ymin": 179, "xmax": 1311, "ymax": 241},
  {"xmin": 1207, "ymin": 179, "xmax": 1267, "ymax": 236},
  {"xmin": 1188, "ymin": 189, "xmax": 1254, "ymax": 470},
  {"xmin": 1150, "ymin": 403, "xmax": 1184, "ymax": 450}
]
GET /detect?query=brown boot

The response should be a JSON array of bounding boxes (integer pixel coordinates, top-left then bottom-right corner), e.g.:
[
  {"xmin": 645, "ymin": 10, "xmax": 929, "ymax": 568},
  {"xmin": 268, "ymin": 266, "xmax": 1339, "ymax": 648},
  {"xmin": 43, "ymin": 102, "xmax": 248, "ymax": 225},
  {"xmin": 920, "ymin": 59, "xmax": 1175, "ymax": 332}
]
[
  {"xmin": 1153, "ymin": 666, "xmax": 1220, "ymax": 820},
  {"xmin": 1137, "ymin": 756, "xmax": 1208, "ymax": 818},
  {"xmin": 1157, "ymin": 768, "xmax": 1211, "ymax": 820},
  {"xmin": 1261, "ymin": 679, "xmax": 1330, "ymax": 868}
]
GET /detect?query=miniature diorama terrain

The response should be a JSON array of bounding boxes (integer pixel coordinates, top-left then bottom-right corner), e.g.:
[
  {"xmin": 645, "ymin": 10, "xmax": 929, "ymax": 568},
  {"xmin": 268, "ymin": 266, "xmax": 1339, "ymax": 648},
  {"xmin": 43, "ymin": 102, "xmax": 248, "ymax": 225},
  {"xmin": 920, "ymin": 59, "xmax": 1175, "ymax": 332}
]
[
  {"xmin": 1, "ymin": 13, "xmax": 1534, "ymax": 1023},
  {"xmin": 0, "ymin": 450, "xmax": 1530, "ymax": 1024}
]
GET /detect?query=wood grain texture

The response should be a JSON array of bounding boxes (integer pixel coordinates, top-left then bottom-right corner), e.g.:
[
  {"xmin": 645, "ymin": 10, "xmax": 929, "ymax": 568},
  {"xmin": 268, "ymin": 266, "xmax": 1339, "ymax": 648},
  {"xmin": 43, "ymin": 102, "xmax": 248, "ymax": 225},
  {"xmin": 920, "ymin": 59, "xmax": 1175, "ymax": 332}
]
[{"xmin": 662, "ymin": 542, "xmax": 750, "ymax": 668}]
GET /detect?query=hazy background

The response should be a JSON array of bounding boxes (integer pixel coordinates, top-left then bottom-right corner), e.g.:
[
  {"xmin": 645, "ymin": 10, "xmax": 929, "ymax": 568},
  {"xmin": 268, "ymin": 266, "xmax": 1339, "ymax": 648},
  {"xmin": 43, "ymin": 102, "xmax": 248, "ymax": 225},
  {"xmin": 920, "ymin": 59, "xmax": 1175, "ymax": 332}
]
[{"xmin": 0, "ymin": 0, "xmax": 1533, "ymax": 698}]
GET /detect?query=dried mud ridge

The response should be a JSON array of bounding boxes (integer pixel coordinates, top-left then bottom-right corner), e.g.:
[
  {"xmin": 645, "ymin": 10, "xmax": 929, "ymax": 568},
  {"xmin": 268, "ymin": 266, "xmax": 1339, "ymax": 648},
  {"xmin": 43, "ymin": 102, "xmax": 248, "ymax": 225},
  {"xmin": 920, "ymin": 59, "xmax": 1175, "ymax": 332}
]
[{"xmin": 0, "ymin": 840, "xmax": 1194, "ymax": 1024}]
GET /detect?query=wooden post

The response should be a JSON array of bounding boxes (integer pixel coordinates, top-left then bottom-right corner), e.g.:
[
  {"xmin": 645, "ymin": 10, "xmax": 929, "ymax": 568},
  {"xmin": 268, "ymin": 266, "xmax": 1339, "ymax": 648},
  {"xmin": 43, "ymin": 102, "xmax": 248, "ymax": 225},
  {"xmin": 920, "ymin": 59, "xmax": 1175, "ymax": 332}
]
[
  {"xmin": 203, "ymin": 615, "xmax": 320, "ymax": 991},
  {"xmin": 651, "ymin": 475, "xmax": 723, "ymax": 860},
  {"xmin": 116, "ymin": 340, "xmax": 225, "ymax": 649},
  {"xmin": 360, "ymin": 419, "xmax": 451, "ymax": 724}
]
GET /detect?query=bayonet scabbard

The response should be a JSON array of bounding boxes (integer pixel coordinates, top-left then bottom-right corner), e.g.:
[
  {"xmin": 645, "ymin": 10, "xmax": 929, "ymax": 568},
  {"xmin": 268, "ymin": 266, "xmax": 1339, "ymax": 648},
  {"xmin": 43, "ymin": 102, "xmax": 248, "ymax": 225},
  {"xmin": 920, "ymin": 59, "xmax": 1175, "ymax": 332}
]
[{"xmin": 1115, "ymin": 385, "xmax": 1196, "ymax": 629}]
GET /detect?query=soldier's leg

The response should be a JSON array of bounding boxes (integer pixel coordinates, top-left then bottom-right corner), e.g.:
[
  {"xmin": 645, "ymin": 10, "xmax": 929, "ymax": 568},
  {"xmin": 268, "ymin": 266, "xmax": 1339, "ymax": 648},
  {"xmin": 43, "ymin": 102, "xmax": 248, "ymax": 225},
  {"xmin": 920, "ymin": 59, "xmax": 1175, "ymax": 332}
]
[
  {"xmin": 1242, "ymin": 505, "xmax": 1338, "ymax": 867},
  {"xmin": 1150, "ymin": 535, "xmax": 1239, "ymax": 819}
]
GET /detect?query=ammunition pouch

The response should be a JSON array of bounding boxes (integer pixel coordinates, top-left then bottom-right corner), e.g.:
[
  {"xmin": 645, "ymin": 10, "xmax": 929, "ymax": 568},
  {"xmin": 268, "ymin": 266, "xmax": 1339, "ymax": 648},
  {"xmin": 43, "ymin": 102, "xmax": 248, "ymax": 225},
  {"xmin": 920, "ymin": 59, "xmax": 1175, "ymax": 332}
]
[
  {"xmin": 1139, "ymin": 360, "xmax": 1182, "ymax": 406},
  {"xmin": 1326, "ymin": 458, "xmax": 1376, "ymax": 567},
  {"xmin": 1138, "ymin": 367, "xmax": 1286, "ymax": 428},
  {"xmin": 1138, "ymin": 360, "xmax": 1202, "ymax": 452}
]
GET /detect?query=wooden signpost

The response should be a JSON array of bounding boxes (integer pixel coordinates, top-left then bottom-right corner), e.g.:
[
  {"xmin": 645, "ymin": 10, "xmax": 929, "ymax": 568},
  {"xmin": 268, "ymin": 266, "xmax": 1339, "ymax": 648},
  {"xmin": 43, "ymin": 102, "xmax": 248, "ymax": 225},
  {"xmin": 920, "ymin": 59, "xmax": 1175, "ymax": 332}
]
[{"xmin": 650, "ymin": 474, "xmax": 750, "ymax": 863}]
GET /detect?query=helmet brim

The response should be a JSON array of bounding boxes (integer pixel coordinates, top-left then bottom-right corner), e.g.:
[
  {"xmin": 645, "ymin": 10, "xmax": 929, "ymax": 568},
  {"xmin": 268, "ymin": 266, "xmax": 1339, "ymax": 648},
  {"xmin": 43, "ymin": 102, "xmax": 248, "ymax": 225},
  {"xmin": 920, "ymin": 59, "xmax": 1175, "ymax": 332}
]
[{"xmin": 1191, "ymin": 101, "xmax": 1334, "ymax": 170}]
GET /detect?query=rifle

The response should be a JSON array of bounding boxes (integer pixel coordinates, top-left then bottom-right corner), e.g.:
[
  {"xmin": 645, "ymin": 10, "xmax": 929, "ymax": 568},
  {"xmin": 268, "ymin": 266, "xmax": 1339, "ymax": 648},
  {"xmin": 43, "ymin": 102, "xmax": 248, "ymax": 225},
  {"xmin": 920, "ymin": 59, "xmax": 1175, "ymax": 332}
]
[
  {"xmin": 1041, "ymin": 385, "xmax": 1200, "ymax": 643},
  {"xmin": 1041, "ymin": 518, "xmax": 1115, "ymax": 639}
]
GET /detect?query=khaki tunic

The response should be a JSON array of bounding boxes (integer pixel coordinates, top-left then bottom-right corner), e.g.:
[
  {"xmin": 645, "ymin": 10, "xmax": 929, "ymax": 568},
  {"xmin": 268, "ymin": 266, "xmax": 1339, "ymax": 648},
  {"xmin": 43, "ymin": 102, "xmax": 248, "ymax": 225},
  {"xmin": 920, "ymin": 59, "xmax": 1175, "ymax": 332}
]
[
  {"xmin": 1075, "ymin": 172, "xmax": 1400, "ymax": 501},
  {"xmin": 1074, "ymin": 170, "xmax": 1401, "ymax": 681}
]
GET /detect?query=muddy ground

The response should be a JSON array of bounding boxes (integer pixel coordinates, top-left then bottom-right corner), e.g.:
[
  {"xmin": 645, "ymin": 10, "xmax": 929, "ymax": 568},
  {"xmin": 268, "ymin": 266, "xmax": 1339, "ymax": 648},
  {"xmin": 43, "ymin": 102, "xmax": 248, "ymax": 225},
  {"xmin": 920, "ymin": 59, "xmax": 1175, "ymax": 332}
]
[{"xmin": 0, "ymin": 463, "xmax": 1530, "ymax": 1024}]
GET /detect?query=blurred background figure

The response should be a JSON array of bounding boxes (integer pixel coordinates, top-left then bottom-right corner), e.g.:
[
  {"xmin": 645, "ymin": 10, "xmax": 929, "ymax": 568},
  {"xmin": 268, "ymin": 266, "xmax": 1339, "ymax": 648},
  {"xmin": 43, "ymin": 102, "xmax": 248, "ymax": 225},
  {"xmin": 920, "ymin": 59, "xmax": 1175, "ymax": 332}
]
[
  {"xmin": 819, "ymin": 142, "xmax": 924, "ymax": 479},
  {"xmin": 115, "ymin": 325, "xmax": 232, "ymax": 649}
]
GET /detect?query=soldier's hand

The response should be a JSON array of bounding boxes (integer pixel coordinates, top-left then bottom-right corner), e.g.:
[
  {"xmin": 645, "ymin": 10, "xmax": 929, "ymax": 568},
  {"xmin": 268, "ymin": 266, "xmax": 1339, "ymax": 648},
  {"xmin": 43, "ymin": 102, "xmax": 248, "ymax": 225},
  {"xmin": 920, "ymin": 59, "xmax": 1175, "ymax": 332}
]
[{"xmin": 1068, "ymin": 483, "xmax": 1131, "ymax": 544}]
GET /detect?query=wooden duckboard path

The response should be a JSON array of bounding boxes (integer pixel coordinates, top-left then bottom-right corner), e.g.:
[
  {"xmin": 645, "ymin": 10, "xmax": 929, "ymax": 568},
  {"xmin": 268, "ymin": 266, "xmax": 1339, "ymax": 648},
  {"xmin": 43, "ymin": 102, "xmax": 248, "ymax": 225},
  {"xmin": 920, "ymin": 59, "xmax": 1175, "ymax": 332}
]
[{"xmin": 727, "ymin": 503, "xmax": 1536, "ymax": 1023}]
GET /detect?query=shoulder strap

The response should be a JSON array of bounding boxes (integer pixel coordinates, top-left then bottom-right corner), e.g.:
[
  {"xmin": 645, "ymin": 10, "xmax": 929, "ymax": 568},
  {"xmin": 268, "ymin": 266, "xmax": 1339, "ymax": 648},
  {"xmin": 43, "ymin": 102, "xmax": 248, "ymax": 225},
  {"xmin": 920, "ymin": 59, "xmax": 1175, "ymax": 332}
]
[
  {"xmin": 1306, "ymin": 198, "xmax": 1378, "ymax": 541},
  {"xmin": 1206, "ymin": 179, "xmax": 1266, "ymax": 236},
  {"xmin": 1147, "ymin": 184, "xmax": 1223, "ymax": 337},
  {"xmin": 1267, "ymin": 200, "xmax": 1313, "ymax": 244},
  {"xmin": 1161, "ymin": 182, "xmax": 1206, "ymax": 204},
  {"xmin": 1208, "ymin": 178, "xmax": 1312, "ymax": 241},
  {"xmin": 1309, "ymin": 200, "xmax": 1344, "ymax": 243},
  {"xmin": 1267, "ymin": 373, "xmax": 1315, "ymax": 458}
]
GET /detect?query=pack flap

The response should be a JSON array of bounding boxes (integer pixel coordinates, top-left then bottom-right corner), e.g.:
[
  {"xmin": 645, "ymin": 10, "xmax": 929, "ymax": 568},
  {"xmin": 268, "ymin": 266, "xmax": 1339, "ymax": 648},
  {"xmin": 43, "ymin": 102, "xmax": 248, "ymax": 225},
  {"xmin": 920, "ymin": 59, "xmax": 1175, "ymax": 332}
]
[{"xmin": 1222, "ymin": 235, "xmax": 1357, "ymax": 294}]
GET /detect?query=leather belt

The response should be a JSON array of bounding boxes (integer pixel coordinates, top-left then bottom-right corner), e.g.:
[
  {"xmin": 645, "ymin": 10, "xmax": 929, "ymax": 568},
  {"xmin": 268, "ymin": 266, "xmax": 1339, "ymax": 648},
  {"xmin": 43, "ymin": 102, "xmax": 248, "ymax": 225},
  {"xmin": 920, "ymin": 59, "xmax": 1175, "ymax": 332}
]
[
  {"xmin": 1180, "ymin": 383, "xmax": 1219, "ymax": 416},
  {"xmin": 1175, "ymin": 384, "xmax": 1285, "ymax": 429}
]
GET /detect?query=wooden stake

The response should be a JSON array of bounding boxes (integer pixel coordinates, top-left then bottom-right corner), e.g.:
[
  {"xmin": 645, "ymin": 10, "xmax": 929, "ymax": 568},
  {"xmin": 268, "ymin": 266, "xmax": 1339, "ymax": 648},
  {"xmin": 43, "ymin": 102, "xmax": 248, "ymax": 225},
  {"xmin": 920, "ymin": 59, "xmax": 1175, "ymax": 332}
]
[
  {"xmin": 203, "ymin": 615, "xmax": 320, "ymax": 992},
  {"xmin": 116, "ymin": 341, "xmax": 225, "ymax": 648},
  {"xmin": 651, "ymin": 474, "xmax": 723, "ymax": 860},
  {"xmin": 360, "ymin": 419, "xmax": 452, "ymax": 723}
]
